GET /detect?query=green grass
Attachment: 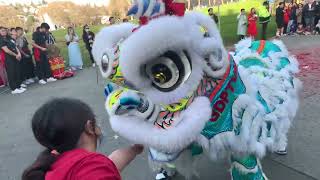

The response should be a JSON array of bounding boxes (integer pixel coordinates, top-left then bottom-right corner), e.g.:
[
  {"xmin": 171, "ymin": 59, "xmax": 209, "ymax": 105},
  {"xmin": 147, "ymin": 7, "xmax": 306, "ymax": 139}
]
[
  {"xmin": 51, "ymin": 25, "xmax": 104, "ymax": 67},
  {"xmin": 35, "ymin": 1, "xmax": 276, "ymax": 67},
  {"xmin": 196, "ymin": 0, "xmax": 276, "ymax": 45}
]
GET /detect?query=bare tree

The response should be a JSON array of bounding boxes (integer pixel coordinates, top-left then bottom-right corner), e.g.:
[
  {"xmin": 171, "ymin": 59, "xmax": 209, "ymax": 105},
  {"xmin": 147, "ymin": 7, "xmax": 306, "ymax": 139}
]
[{"xmin": 198, "ymin": 0, "xmax": 201, "ymax": 7}]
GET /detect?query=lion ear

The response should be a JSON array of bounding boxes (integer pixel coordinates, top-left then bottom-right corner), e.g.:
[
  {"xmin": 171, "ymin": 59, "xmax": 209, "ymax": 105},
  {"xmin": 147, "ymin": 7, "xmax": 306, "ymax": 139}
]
[
  {"xmin": 92, "ymin": 23, "xmax": 136, "ymax": 63},
  {"xmin": 186, "ymin": 12, "xmax": 229, "ymax": 78}
]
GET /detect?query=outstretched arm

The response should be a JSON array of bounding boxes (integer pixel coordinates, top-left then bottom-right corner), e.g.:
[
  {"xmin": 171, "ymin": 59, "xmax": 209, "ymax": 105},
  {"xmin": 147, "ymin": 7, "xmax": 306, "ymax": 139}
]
[{"xmin": 108, "ymin": 144, "xmax": 143, "ymax": 172}]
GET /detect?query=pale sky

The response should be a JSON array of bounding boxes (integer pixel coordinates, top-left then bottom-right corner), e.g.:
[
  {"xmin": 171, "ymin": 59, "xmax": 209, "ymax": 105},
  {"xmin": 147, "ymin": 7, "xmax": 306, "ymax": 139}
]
[{"xmin": 0, "ymin": 0, "xmax": 110, "ymax": 6}]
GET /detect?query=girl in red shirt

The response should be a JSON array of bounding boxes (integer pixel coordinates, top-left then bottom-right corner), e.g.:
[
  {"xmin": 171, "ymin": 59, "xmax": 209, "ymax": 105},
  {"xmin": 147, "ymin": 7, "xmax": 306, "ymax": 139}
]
[
  {"xmin": 247, "ymin": 8, "xmax": 258, "ymax": 39},
  {"xmin": 283, "ymin": 5, "xmax": 290, "ymax": 35},
  {"xmin": 22, "ymin": 98, "xmax": 143, "ymax": 180}
]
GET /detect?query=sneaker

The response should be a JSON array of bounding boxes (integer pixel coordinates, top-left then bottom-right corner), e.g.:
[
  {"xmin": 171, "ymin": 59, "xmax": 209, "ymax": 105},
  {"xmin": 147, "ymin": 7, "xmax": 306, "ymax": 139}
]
[
  {"xmin": 21, "ymin": 84, "xmax": 27, "ymax": 88},
  {"xmin": 92, "ymin": 63, "xmax": 96, "ymax": 67},
  {"xmin": 39, "ymin": 79, "xmax": 47, "ymax": 85},
  {"xmin": 25, "ymin": 80, "xmax": 31, "ymax": 85},
  {"xmin": 27, "ymin": 78, "xmax": 35, "ymax": 84},
  {"xmin": 0, "ymin": 85, "xmax": 5, "ymax": 88},
  {"xmin": 155, "ymin": 169, "xmax": 171, "ymax": 180},
  {"xmin": 275, "ymin": 148, "xmax": 287, "ymax": 155},
  {"xmin": 11, "ymin": 88, "xmax": 25, "ymax": 94},
  {"xmin": 47, "ymin": 77, "xmax": 57, "ymax": 82},
  {"xmin": 19, "ymin": 87, "xmax": 26, "ymax": 91}
]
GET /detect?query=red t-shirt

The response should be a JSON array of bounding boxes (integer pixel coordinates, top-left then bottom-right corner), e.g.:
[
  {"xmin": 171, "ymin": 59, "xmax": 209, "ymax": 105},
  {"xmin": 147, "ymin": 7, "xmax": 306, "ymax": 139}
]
[{"xmin": 45, "ymin": 149, "xmax": 121, "ymax": 180}]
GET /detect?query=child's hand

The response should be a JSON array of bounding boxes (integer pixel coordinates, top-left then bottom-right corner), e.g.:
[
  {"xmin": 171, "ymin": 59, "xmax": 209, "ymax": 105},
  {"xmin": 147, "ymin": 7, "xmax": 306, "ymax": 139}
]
[{"xmin": 132, "ymin": 144, "xmax": 144, "ymax": 155}]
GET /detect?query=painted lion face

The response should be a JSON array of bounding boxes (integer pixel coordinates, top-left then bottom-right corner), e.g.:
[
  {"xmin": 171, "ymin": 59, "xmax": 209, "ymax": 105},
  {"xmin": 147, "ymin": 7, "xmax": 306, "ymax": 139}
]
[{"xmin": 92, "ymin": 12, "xmax": 229, "ymax": 153}]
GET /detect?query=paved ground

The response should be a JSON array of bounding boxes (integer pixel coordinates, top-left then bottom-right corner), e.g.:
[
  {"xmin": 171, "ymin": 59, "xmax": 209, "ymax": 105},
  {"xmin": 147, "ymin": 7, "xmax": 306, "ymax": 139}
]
[{"xmin": 0, "ymin": 36, "xmax": 319, "ymax": 180}]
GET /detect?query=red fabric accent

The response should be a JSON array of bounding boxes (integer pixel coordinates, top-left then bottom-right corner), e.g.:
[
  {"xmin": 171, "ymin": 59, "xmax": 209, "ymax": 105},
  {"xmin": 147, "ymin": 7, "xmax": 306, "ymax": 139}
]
[
  {"xmin": 49, "ymin": 57, "xmax": 74, "ymax": 80},
  {"xmin": 247, "ymin": 13, "xmax": 258, "ymax": 37},
  {"xmin": 0, "ymin": 75, "xmax": 3, "ymax": 86},
  {"xmin": 45, "ymin": 149, "xmax": 121, "ymax": 180},
  {"xmin": 34, "ymin": 48, "xmax": 41, "ymax": 62},
  {"xmin": 257, "ymin": 40, "xmax": 266, "ymax": 54},
  {"xmin": 164, "ymin": 0, "xmax": 185, "ymax": 16},
  {"xmin": 139, "ymin": 16, "xmax": 149, "ymax": 25},
  {"xmin": 0, "ymin": 50, "xmax": 5, "ymax": 65},
  {"xmin": 284, "ymin": 9, "xmax": 290, "ymax": 24}
]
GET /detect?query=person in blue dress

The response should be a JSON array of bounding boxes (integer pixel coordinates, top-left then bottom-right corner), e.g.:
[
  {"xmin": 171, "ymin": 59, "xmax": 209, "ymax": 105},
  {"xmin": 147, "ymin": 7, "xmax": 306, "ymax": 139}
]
[{"xmin": 65, "ymin": 27, "xmax": 83, "ymax": 70}]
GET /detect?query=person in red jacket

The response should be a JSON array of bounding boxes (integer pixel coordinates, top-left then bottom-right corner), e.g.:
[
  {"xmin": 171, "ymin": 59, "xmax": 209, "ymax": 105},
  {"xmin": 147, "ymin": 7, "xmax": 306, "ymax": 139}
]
[
  {"xmin": 283, "ymin": 5, "xmax": 290, "ymax": 35},
  {"xmin": 247, "ymin": 8, "xmax": 258, "ymax": 39},
  {"xmin": 22, "ymin": 98, "xmax": 143, "ymax": 180}
]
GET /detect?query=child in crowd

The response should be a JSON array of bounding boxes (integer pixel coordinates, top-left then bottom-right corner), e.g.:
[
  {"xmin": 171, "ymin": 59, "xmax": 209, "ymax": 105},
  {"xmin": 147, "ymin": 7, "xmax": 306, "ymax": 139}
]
[
  {"xmin": 283, "ymin": 5, "xmax": 290, "ymax": 35},
  {"xmin": 247, "ymin": 8, "xmax": 258, "ymax": 39},
  {"xmin": 22, "ymin": 98, "xmax": 143, "ymax": 180},
  {"xmin": 237, "ymin": 9, "xmax": 248, "ymax": 40},
  {"xmin": 296, "ymin": 23, "xmax": 305, "ymax": 35}
]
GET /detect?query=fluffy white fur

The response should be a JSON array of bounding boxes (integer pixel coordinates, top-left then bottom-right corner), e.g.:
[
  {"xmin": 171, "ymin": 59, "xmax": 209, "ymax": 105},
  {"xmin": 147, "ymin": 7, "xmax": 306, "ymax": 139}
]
[
  {"xmin": 93, "ymin": 9, "xmax": 301, "ymax": 179},
  {"xmin": 92, "ymin": 23, "xmax": 136, "ymax": 78},
  {"xmin": 230, "ymin": 159, "xmax": 268, "ymax": 180},
  {"xmin": 109, "ymin": 96, "xmax": 211, "ymax": 153},
  {"xmin": 120, "ymin": 15, "xmax": 206, "ymax": 104}
]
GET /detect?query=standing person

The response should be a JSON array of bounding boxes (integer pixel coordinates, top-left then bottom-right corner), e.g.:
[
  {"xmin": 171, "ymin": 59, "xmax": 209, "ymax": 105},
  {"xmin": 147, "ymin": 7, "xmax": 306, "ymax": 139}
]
[
  {"xmin": 208, "ymin": 7, "xmax": 219, "ymax": 24},
  {"xmin": 237, "ymin": 9, "xmax": 248, "ymax": 40},
  {"xmin": 0, "ymin": 27, "xmax": 8, "ymax": 88},
  {"xmin": 0, "ymin": 28, "xmax": 25, "ymax": 94},
  {"xmin": 41, "ymin": 22, "xmax": 56, "ymax": 45},
  {"xmin": 247, "ymin": 8, "xmax": 258, "ymax": 39},
  {"xmin": 276, "ymin": 2, "xmax": 285, "ymax": 37},
  {"xmin": 258, "ymin": 1, "xmax": 271, "ymax": 40},
  {"xmin": 283, "ymin": 4, "xmax": 290, "ymax": 35},
  {"xmin": 287, "ymin": 3, "xmax": 297, "ymax": 34},
  {"xmin": 303, "ymin": 0, "xmax": 316, "ymax": 33},
  {"xmin": 65, "ymin": 26, "xmax": 83, "ymax": 70},
  {"xmin": 82, "ymin": 25, "xmax": 95, "ymax": 67},
  {"xmin": 296, "ymin": 3, "xmax": 304, "ymax": 29},
  {"xmin": 22, "ymin": 98, "xmax": 143, "ymax": 180},
  {"xmin": 32, "ymin": 23, "xmax": 57, "ymax": 85},
  {"xmin": 16, "ymin": 27, "xmax": 35, "ymax": 85}
]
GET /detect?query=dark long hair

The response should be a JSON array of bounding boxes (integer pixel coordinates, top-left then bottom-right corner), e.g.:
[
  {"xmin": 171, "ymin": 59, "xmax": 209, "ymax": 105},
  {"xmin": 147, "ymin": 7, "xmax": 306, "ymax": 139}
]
[
  {"xmin": 22, "ymin": 98, "xmax": 96, "ymax": 180},
  {"xmin": 83, "ymin": 24, "xmax": 89, "ymax": 36}
]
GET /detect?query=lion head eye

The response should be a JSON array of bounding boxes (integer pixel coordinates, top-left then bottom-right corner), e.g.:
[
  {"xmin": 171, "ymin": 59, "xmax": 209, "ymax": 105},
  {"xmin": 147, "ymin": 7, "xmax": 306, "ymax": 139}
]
[
  {"xmin": 101, "ymin": 53, "xmax": 109, "ymax": 72},
  {"xmin": 145, "ymin": 50, "xmax": 191, "ymax": 92}
]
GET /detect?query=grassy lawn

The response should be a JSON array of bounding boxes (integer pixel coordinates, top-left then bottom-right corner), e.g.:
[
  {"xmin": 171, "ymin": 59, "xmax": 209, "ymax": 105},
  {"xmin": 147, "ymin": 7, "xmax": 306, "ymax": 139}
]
[{"xmin": 39, "ymin": 1, "xmax": 276, "ymax": 67}]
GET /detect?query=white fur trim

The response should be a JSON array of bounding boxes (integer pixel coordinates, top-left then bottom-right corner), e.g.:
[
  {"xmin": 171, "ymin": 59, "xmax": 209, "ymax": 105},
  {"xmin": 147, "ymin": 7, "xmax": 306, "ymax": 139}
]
[
  {"xmin": 92, "ymin": 23, "xmax": 135, "ymax": 78},
  {"xmin": 109, "ymin": 96, "xmax": 211, "ymax": 153}
]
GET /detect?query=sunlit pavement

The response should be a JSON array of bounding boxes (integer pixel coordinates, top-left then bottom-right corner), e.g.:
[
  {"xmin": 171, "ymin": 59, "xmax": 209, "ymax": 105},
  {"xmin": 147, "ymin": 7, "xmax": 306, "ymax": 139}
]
[{"xmin": 0, "ymin": 36, "xmax": 319, "ymax": 180}]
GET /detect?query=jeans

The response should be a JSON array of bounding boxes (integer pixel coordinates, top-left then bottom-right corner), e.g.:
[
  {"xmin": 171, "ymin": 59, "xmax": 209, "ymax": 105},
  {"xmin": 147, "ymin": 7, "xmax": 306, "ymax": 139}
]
[
  {"xmin": 305, "ymin": 17, "xmax": 315, "ymax": 31},
  {"xmin": 287, "ymin": 20, "xmax": 294, "ymax": 33}
]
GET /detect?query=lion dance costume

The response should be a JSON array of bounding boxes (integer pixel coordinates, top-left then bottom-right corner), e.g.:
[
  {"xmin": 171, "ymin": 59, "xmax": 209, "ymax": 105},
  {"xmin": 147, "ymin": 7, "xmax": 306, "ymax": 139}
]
[{"xmin": 92, "ymin": 0, "xmax": 301, "ymax": 179}]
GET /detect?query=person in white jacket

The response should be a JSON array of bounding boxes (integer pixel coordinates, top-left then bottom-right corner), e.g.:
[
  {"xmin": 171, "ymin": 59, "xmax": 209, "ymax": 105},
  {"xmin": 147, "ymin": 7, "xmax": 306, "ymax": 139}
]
[{"xmin": 237, "ymin": 9, "xmax": 248, "ymax": 40}]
